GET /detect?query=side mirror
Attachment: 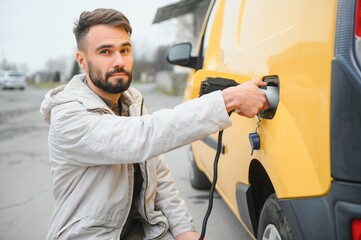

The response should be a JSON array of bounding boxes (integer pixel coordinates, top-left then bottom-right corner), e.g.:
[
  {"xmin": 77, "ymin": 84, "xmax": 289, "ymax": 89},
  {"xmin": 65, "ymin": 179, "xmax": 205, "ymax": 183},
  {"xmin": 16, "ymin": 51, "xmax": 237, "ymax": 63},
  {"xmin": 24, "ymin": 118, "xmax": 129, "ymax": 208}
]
[{"xmin": 167, "ymin": 42, "xmax": 198, "ymax": 69}]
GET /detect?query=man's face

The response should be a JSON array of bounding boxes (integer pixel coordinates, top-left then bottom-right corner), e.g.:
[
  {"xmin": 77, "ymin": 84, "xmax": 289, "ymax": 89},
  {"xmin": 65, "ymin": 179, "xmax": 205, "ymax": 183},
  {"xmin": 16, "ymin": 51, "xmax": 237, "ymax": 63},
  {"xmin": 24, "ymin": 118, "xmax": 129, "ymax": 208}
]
[{"xmin": 80, "ymin": 25, "xmax": 133, "ymax": 93}]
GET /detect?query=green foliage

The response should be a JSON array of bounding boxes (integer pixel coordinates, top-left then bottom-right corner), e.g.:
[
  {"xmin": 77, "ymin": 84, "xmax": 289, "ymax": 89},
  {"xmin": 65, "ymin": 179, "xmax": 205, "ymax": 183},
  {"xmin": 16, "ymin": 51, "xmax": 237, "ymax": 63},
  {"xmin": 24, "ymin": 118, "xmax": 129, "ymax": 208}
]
[
  {"xmin": 53, "ymin": 71, "xmax": 61, "ymax": 82},
  {"xmin": 69, "ymin": 60, "xmax": 81, "ymax": 78}
]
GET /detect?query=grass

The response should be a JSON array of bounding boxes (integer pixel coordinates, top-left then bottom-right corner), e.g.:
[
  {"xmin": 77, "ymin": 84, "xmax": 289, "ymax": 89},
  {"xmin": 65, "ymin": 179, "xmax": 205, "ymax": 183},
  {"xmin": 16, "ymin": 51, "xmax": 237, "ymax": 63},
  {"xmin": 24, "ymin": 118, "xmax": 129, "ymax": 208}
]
[{"xmin": 28, "ymin": 81, "xmax": 65, "ymax": 89}]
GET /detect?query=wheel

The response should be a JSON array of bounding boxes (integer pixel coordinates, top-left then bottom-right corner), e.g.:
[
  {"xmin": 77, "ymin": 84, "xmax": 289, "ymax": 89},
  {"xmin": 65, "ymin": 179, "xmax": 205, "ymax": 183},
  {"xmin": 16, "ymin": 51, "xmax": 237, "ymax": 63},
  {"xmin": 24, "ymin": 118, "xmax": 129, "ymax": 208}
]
[
  {"xmin": 188, "ymin": 147, "xmax": 211, "ymax": 190},
  {"xmin": 257, "ymin": 194, "xmax": 293, "ymax": 240}
]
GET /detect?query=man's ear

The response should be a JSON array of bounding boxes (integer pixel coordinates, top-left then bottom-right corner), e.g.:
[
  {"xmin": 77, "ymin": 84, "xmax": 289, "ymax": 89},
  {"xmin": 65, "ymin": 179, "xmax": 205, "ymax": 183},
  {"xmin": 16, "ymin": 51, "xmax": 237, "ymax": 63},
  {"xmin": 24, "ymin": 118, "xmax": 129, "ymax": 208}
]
[{"xmin": 76, "ymin": 51, "xmax": 87, "ymax": 72}]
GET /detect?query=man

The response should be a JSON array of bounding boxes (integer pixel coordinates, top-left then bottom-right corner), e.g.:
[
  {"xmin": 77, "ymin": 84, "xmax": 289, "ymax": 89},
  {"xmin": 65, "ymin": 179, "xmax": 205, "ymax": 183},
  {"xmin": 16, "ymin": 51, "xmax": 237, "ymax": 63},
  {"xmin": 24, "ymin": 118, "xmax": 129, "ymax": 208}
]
[{"xmin": 40, "ymin": 8, "xmax": 268, "ymax": 240}]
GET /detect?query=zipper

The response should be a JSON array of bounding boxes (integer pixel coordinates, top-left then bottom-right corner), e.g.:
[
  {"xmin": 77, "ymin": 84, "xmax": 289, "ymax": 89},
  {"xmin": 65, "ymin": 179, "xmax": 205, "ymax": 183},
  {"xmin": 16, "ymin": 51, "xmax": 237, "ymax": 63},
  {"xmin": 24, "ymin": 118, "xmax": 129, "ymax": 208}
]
[
  {"xmin": 88, "ymin": 106, "xmax": 134, "ymax": 237},
  {"xmin": 148, "ymin": 222, "xmax": 168, "ymax": 240},
  {"xmin": 142, "ymin": 161, "xmax": 149, "ymax": 222},
  {"xmin": 140, "ymin": 97, "xmax": 169, "ymax": 239},
  {"xmin": 141, "ymin": 161, "xmax": 169, "ymax": 240},
  {"xmin": 118, "ymin": 164, "xmax": 135, "ymax": 239}
]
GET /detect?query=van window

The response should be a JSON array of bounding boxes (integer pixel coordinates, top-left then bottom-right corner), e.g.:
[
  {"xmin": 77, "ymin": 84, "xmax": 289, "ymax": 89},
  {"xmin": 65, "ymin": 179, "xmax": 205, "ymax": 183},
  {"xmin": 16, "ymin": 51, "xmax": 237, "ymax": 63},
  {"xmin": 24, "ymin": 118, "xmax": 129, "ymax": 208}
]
[{"xmin": 202, "ymin": 1, "xmax": 219, "ymax": 58}]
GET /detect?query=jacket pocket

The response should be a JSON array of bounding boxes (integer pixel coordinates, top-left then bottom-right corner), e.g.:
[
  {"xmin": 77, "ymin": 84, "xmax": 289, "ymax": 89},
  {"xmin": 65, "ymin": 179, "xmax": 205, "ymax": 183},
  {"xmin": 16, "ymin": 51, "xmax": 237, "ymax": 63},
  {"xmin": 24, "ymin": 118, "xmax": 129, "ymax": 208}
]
[
  {"xmin": 57, "ymin": 216, "xmax": 122, "ymax": 240},
  {"xmin": 142, "ymin": 218, "xmax": 169, "ymax": 240}
]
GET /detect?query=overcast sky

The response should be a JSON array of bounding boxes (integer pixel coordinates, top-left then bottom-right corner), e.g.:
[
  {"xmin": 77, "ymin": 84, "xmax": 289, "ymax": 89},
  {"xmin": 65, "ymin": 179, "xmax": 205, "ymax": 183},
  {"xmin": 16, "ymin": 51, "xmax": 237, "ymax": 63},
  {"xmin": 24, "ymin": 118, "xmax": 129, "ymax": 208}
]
[{"xmin": 0, "ymin": 0, "xmax": 179, "ymax": 73}]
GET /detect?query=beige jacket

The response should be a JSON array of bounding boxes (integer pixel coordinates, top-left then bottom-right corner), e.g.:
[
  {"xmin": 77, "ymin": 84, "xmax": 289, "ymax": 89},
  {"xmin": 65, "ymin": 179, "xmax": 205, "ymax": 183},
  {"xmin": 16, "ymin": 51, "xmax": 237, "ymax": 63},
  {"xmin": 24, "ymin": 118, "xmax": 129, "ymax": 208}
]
[{"xmin": 39, "ymin": 74, "xmax": 231, "ymax": 239}]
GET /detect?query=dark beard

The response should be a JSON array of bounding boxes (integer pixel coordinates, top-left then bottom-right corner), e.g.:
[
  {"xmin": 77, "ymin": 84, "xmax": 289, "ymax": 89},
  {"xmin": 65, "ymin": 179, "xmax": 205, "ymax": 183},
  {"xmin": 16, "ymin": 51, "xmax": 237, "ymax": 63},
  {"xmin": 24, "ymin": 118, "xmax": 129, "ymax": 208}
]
[{"xmin": 88, "ymin": 61, "xmax": 132, "ymax": 94}]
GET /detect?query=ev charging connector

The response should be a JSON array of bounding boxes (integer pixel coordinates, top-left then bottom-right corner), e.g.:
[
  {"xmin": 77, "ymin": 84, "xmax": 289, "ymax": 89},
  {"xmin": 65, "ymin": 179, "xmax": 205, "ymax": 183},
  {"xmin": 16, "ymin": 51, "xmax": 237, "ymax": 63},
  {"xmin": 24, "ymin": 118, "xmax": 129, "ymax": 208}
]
[
  {"xmin": 199, "ymin": 75, "xmax": 280, "ymax": 119},
  {"xmin": 196, "ymin": 74, "xmax": 280, "ymax": 240}
]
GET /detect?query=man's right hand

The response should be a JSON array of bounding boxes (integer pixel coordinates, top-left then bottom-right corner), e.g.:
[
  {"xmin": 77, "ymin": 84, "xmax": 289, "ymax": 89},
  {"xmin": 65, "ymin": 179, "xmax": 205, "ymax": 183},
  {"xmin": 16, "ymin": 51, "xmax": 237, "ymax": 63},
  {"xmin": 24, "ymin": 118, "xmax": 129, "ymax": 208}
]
[{"xmin": 221, "ymin": 78, "xmax": 269, "ymax": 118}]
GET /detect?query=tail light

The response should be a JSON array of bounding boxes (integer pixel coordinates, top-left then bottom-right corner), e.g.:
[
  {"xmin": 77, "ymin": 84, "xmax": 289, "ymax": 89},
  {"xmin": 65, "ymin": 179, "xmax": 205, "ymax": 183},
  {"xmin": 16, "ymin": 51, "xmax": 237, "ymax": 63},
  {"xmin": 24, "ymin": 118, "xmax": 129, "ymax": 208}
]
[
  {"xmin": 356, "ymin": 0, "xmax": 361, "ymax": 37},
  {"xmin": 355, "ymin": 0, "xmax": 361, "ymax": 67},
  {"xmin": 352, "ymin": 219, "xmax": 361, "ymax": 240}
]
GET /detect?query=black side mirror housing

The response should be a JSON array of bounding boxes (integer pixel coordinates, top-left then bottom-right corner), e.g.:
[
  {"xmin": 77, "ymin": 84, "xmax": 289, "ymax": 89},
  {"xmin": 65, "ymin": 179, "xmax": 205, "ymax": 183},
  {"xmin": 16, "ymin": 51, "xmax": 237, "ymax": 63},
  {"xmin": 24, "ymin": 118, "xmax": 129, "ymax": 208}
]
[{"xmin": 167, "ymin": 42, "xmax": 198, "ymax": 69}]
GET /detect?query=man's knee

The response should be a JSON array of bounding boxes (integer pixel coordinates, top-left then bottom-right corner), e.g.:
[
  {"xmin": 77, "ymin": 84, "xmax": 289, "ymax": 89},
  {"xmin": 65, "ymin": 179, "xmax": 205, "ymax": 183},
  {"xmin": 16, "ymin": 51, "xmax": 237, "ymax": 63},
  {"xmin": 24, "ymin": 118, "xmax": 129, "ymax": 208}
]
[
  {"xmin": 124, "ymin": 222, "xmax": 175, "ymax": 240},
  {"xmin": 158, "ymin": 231, "xmax": 175, "ymax": 240}
]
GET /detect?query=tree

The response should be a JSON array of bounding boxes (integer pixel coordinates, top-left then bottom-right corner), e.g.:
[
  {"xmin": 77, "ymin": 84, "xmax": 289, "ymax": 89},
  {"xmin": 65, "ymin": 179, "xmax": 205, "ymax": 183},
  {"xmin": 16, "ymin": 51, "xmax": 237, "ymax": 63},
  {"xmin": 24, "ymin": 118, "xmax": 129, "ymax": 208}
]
[
  {"xmin": 69, "ymin": 60, "xmax": 81, "ymax": 79},
  {"xmin": 152, "ymin": 45, "xmax": 173, "ymax": 72},
  {"xmin": 53, "ymin": 71, "xmax": 61, "ymax": 82},
  {"xmin": 0, "ymin": 57, "xmax": 18, "ymax": 71}
]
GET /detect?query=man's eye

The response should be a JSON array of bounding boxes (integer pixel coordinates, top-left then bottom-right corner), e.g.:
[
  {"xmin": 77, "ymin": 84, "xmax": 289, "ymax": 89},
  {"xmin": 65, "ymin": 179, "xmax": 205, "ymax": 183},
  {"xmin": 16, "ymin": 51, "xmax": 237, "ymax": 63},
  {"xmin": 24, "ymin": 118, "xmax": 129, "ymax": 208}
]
[
  {"xmin": 121, "ymin": 48, "xmax": 131, "ymax": 54},
  {"xmin": 100, "ymin": 50, "xmax": 110, "ymax": 54}
]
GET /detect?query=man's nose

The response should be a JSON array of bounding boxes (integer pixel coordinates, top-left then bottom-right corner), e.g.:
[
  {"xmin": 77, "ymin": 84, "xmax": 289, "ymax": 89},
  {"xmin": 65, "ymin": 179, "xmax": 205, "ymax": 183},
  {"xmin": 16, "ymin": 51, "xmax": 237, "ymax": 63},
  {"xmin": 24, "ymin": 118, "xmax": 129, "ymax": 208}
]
[{"xmin": 112, "ymin": 52, "xmax": 125, "ymax": 68}]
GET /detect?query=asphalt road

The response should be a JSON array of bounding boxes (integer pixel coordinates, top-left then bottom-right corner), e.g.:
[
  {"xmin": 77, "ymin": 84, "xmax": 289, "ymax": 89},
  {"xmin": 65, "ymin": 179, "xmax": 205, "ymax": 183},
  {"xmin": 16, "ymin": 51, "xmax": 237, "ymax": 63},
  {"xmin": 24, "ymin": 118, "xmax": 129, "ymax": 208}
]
[{"xmin": 0, "ymin": 83, "xmax": 251, "ymax": 240}]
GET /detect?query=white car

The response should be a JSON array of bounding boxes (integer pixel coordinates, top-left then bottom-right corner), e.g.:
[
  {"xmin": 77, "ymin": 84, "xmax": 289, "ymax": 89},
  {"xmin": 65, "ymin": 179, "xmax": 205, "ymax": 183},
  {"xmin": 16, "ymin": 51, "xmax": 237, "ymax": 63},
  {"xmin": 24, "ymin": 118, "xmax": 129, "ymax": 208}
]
[
  {"xmin": 1, "ymin": 71, "xmax": 26, "ymax": 90},
  {"xmin": 0, "ymin": 72, "xmax": 4, "ymax": 86}
]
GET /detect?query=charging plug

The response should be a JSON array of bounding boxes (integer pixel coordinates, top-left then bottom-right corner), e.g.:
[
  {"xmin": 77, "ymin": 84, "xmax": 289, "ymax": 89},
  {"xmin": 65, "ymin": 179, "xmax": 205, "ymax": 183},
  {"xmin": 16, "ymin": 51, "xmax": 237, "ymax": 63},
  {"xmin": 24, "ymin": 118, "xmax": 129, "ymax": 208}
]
[
  {"xmin": 199, "ymin": 77, "xmax": 239, "ymax": 96},
  {"xmin": 199, "ymin": 75, "xmax": 280, "ymax": 119},
  {"xmin": 258, "ymin": 85, "xmax": 279, "ymax": 119}
]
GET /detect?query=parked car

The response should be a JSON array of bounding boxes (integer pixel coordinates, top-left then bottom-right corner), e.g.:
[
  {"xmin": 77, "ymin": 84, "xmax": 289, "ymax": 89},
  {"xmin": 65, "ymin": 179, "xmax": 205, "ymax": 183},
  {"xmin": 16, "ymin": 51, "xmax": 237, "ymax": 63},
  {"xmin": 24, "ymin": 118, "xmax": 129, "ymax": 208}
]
[
  {"xmin": 1, "ymin": 71, "xmax": 26, "ymax": 90},
  {"xmin": 0, "ymin": 71, "xmax": 5, "ymax": 86},
  {"xmin": 167, "ymin": 0, "xmax": 361, "ymax": 239}
]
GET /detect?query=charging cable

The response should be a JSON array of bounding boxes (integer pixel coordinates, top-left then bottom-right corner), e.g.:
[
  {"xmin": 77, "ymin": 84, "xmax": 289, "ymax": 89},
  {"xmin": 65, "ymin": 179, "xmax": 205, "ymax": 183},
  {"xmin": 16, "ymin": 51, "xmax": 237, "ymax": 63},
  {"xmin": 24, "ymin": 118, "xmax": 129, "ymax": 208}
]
[
  {"xmin": 199, "ymin": 111, "xmax": 233, "ymax": 240},
  {"xmin": 197, "ymin": 75, "xmax": 278, "ymax": 239},
  {"xmin": 199, "ymin": 129, "xmax": 224, "ymax": 240}
]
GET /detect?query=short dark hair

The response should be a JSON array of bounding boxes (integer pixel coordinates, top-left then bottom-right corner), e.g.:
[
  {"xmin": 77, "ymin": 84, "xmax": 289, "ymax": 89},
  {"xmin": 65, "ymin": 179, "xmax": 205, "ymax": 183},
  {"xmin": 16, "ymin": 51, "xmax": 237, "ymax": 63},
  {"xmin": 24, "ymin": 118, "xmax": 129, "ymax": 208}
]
[{"xmin": 73, "ymin": 8, "xmax": 132, "ymax": 51}]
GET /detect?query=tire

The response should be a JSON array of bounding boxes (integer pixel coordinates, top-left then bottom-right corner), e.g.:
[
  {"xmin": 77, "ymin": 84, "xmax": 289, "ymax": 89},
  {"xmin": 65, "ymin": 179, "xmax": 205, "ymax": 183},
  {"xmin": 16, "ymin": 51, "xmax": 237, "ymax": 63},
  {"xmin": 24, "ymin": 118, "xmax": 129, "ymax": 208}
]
[
  {"xmin": 257, "ymin": 194, "xmax": 293, "ymax": 240},
  {"xmin": 188, "ymin": 147, "xmax": 211, "ymax": 190}
]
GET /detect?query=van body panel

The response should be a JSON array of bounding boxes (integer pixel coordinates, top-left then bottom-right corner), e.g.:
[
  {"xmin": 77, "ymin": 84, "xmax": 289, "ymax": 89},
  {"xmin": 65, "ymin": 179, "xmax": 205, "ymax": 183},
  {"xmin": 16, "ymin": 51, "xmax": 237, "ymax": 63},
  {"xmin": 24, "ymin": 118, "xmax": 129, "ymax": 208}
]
[
  {"xmin": 169, "ymin": 0, "xmax": 361, "ymax": 238},
  {"xmin": 279, "ymin": 180, "xmax": 361, "ymax": 240},
  {"xmin": 331, "ymin": 60, "xmax": 361, "ymax": 182},
  {"xmin": 332, "ymin": 0, "xmax": 361, "ymax": 183},
  {"xmin": 191, "ymin": 0, "xmax": 336, "ymax": 206}
]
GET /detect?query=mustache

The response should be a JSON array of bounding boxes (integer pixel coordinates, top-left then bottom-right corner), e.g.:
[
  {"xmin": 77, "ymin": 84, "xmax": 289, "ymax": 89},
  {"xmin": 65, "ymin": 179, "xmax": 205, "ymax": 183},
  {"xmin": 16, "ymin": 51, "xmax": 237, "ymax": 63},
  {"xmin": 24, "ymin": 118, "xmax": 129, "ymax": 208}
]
[{"xmin": 106, "ymin": 67, "xmax": 131, "ymax": 78}]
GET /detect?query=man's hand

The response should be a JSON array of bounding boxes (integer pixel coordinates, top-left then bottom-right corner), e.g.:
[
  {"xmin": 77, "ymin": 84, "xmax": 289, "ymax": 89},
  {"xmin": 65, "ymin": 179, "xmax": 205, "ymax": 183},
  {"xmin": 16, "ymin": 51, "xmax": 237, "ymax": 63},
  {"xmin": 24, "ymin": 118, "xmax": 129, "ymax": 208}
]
[
  {"xmin": 221, "ymin": 78, "xmax": 269, "ymax": 118},
  {"xmin": 176, "ymin": 231, "xmax": 208, "ymax": 240}
]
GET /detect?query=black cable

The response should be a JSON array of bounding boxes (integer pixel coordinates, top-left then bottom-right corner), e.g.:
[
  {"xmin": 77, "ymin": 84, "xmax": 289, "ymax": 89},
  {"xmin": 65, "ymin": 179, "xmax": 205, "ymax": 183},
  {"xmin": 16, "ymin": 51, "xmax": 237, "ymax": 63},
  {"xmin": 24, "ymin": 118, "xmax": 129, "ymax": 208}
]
[{"xmin": 199, "ymin": 129, "xmax": 224, "ymax": 240}]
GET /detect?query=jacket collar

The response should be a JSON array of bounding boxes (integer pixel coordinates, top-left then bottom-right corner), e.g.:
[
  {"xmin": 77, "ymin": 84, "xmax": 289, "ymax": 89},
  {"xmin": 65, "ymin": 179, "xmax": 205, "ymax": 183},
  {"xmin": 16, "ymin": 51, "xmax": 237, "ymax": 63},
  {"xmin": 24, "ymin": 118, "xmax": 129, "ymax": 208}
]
[{"xmin": 63, "ymin": 74, "xmax": 143, "ymax": 116}]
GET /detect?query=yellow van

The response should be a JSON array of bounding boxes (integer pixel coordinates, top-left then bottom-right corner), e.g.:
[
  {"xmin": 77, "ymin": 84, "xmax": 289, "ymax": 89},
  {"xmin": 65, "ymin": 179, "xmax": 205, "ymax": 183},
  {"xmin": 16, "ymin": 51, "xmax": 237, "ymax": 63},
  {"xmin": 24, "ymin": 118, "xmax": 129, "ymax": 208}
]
[{"xmin": 167, "ymin": 0, "xmax": 361, "ymax": 239}]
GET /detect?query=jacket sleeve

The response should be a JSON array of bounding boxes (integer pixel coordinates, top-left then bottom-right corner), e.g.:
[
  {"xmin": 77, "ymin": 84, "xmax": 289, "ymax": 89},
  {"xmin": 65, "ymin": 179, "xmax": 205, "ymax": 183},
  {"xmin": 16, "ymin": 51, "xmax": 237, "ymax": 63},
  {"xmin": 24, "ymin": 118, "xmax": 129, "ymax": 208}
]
[
  {"xmin": 50, "ymin": 91, "xmax": 231, "ymax": 166},
  {"xmin": 154, "ymin": 156, "xmax": 195, "ymax": 237}
]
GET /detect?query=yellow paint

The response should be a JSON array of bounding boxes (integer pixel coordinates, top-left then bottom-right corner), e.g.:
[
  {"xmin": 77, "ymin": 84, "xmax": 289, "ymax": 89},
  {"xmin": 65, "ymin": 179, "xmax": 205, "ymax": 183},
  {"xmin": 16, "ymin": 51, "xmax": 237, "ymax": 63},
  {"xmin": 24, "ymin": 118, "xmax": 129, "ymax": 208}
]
[{"xmin": 184, "ymin": 0, "xmax": 337, "ymax": 226}]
